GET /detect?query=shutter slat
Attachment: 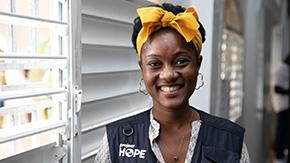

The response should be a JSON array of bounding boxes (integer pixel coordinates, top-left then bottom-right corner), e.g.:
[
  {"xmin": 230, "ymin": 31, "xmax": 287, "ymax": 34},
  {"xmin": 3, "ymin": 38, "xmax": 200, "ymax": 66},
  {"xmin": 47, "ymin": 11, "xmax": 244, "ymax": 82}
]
[
  {"xmin": 82, "ymin": 90, "xmax": 140, "ymax": 104},
  {"xmin": 82, "ymin": 71, "xmax": 142, "ymax": 102},
  {"xmin": 0, "ymin": 120, "xmax": 66, "ymax": 144},
  {"xmin": 0, "ymin": 11, "xmax": 67, "ymax": 29},
  {"xmin": 0, "ymin": 62, "xmax": 64, "ymax": 70},
  {"xmin": 82, "ymin": 13, "xmax": 133, "ymax": 26},
  {"xmin": 81, "ymin": 93, "xmax": 151, "ymax": 129},
  {"xmin": 82, "ymin": 69, "xmax": 140, "ymax": 76},
  {"xmin": 81, "ymin": 127, "xmax": 105, "ymax": 158},
  {"xmin": 0, "ymin": 100, "xmax": 53, "ymax": 116},
  {"xmin": 0, "ymin": 53, "xmax": 67, "ymax": 59},
  {"xmin": 82, "ymin": 107, "xmax": 150, "ymax": 134},
  {"xmin": 82, "ymin": 17, "xmax": 132, "ymax": 46},
  {"xmin": 81, "ymin": 149, "xmax": 97, "ymax": 161},
  {"xmin": 82, "ymin": 0, "xmax": 140, "ymax": 24},
  {"xmin": 0, "ymin": 88, "xmax": 67, "ymax": 101},
  {"xmin": 82, "ymin": 43, "xmax": 133, "ymax": 49},
  {"xmin": 3, "ymin": 82, "xmax": 49, "ymax": 91},
  {"xmin": 82, "ymin": 44, "xmax": 138, "ymax": 74}
]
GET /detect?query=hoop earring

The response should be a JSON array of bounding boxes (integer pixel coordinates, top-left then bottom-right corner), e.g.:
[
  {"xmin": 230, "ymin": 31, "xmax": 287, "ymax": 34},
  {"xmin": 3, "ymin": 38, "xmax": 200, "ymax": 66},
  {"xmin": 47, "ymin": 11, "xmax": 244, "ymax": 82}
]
[
  {"xmin": 139, "ymin": 78, "xmax": 148, "ymax": 95},
  {"xmin": 195, "ymin": 73, "xmax": 204, "ymax": 90}
]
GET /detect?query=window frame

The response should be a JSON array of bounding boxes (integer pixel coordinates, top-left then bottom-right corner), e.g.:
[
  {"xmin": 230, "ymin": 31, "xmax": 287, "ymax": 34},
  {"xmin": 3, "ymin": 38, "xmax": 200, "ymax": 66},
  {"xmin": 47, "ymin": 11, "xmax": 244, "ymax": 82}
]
[{"xmin": 0, "ymin": 0, "xmax": 82, "ymax": 162}]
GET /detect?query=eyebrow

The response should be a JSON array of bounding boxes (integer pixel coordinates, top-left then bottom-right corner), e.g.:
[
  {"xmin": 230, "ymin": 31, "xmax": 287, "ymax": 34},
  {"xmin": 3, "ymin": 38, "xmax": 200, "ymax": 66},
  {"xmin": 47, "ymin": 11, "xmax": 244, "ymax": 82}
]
[
  {"xmin": 145, "ymin": 54, "xmax": 161, "ymax": 59},
  {"xmin": 145, "ymin": 51, "xmax": 191, "ymax": 58},
  {"xmin": 174, "ymin": 51, "xmax": 191, "ymax": 57}
]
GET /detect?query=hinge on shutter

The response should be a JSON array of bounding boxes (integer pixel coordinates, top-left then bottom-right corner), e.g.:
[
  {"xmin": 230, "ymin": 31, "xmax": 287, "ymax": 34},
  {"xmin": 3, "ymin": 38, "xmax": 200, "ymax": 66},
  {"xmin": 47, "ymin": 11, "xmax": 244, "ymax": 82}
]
[
  {"xmin": 53, "ymin": 145, "xmax": 67, "ymax": 161},
  {"xmin": 73, "ymin": 85, "xmax": 82, "ymax": 137}
]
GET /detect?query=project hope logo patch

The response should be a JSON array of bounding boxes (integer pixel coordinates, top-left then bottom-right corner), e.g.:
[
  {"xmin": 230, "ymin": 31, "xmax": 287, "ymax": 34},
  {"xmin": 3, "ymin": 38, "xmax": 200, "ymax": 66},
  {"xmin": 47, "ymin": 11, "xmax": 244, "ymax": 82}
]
[{"xmin": 119, "ymin": 143, "xmax": 147, "ymax": 159}]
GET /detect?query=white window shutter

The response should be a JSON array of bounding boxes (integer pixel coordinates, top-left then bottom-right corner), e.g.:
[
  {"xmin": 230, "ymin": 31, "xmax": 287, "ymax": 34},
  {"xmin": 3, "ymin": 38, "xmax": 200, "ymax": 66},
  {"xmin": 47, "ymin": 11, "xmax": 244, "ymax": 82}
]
[
  {"xmin": 0, "ymin": 0, "xmax": 81, "ymax": 162},
  {"xmin": 81, "ymin": 0, "xmax": 154, "ymax": 162}
]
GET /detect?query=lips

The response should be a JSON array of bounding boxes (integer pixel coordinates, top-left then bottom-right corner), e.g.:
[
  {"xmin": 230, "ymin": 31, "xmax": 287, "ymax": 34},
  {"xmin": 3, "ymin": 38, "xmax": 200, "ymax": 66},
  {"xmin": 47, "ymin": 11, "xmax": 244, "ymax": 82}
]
[{"xmin": 160, "ymin": 85, "xmax": 181, "ymax": 93}]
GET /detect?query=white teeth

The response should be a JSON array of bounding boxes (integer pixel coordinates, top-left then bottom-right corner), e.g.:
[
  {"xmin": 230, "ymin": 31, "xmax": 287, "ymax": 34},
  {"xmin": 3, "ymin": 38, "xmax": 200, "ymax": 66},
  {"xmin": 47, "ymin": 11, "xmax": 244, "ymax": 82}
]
[{"xmin": 160, "ymin": 86, "xmax": 180, "ymax": 92}]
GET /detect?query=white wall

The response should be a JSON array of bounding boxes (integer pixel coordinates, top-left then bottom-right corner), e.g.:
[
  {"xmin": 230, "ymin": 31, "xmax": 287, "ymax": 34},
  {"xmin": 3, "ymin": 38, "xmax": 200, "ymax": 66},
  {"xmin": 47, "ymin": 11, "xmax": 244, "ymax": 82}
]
[{"xmin": 165, "ymin": 0, "xmax": 214, "ymax": 113}]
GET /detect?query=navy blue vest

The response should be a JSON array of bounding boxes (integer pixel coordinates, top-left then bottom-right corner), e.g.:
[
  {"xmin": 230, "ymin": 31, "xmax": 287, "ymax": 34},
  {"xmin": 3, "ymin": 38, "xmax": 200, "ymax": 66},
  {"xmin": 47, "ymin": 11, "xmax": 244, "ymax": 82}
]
[{"xmin": 106, "ymin": 108, "xmax": 245, "ymax": 163}]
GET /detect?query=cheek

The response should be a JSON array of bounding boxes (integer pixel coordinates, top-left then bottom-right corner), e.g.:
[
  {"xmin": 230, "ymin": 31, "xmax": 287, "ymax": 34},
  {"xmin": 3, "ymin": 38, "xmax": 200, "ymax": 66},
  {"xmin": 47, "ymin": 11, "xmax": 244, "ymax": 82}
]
[
  {"xmin": 142, "ymin": 69, "xmax": 153, "ymax": 84},
  {"xmin": 189, "ymin": 73, "xmax": 198, "ymax": 84},
  {"xmin": 184, "ymin": 67, "xmax": 198, "ymax": 84},
  {"xmin": 142, "ymin": 69, "xmax": 159, "ymax": 90}
]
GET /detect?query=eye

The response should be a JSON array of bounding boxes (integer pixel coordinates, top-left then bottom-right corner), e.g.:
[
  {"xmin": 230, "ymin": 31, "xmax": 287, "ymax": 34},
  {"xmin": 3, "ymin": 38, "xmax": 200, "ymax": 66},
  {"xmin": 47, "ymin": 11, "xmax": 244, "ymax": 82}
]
[
  {"xmin": 175, "ymin": 58, "xmax": 190, "ymax": 66},
  {"xmin": 147, "ymin": 61, "xmax": 162, "ymax": 68}
]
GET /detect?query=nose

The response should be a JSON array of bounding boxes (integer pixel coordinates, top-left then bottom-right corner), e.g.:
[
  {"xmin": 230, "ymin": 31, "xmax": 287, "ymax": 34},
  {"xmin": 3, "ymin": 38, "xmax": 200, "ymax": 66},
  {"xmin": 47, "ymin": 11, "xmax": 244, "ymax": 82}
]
[{"xmin": 159, "ymin": 65, "xmax": 178, "ymax": 81}]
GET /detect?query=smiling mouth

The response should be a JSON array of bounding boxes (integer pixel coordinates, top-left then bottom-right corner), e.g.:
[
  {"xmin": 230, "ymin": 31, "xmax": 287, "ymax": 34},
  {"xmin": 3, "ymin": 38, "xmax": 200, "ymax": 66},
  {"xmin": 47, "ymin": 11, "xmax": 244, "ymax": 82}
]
[{"xmin": 160, "ymin": 85, "xmax": 182, "ymax": 93}]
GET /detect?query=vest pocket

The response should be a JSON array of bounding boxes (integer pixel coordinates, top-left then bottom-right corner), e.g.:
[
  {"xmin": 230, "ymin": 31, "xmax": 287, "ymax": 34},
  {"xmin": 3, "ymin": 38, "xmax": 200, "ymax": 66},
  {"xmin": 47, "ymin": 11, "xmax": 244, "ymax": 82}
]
[{"xmin": 202, "ymin": 146, "xmax": 240, "ymax": 163}]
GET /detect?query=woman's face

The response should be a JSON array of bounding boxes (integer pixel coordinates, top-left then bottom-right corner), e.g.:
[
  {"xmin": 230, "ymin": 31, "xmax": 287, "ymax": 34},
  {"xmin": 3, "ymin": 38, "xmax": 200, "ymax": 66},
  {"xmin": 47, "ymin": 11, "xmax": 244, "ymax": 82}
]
[{"xmin": 139, "ymin": 28, "xmax": 202, "ymax": 110}]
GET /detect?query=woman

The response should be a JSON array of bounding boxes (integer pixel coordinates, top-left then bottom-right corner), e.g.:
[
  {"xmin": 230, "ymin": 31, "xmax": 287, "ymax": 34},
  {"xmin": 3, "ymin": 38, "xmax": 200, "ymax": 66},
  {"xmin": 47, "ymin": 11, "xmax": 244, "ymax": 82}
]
[{"xmin": 95, "ymin": 3, "xmax": 250, "ymax": 163}]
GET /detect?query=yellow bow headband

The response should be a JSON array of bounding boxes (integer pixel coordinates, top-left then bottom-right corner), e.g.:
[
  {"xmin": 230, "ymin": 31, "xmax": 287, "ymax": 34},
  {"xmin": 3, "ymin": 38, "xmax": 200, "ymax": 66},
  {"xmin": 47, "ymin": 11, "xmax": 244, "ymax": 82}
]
[{"xmin": 136, "ymin": 7, "xmax": 202, "ymax": 57}]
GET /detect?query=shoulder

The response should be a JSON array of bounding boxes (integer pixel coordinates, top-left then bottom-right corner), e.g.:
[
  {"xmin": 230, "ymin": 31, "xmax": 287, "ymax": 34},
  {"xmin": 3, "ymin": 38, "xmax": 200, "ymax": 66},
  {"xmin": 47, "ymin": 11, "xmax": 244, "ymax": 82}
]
[
  {"xmin": 94, "ymin": 133, "xmax": 112, "ymax": 163},
  {"xmin": 276, "ymin": 62, "xmax": 289, "ymax": 73},
  {"xmin": 106, "ymin": 109, "xmax": 151, "ymax": 130},
  {"xmin": 197, "ymin": 109, "xmax": 245, "ymax": 137},
  {"xmin": 194, "ymin": 109, "xmax": 245, "ymax": 157},
  {"xmin": 240, "ymin": 142, "xmax": 251, "ymax": 163},
  {"xmin": 104, "ymin": 109, "xmax": 157, "ymax": 162},
  {"xmin": 273, "ymin": 62, "xmax": 289, "ymax": 85}
]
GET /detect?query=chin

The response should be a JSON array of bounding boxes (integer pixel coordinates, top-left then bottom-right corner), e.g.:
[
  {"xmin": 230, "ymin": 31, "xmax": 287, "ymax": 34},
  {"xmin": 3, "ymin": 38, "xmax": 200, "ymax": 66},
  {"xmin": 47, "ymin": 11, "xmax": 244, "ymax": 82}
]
[{"xmin": 155, "ymin": 99, "xmax": 189, "ymax": 110}]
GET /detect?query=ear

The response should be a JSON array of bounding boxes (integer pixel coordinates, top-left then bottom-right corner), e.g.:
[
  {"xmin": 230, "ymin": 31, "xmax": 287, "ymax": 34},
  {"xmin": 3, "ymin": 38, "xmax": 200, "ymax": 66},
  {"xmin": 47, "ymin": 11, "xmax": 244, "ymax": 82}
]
[
  {"xmin": 197, "ymin": 55, "xmax": 203, "ymax": 71},
  {"xmin": 138, "ymin": 60, "xmax": 143, "ymax": 71}
]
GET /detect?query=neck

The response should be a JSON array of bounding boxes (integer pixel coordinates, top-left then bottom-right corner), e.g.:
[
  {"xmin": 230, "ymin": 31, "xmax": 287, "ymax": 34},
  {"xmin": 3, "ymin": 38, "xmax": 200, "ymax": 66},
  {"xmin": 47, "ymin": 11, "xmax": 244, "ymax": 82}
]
[{"xmin": 152, "ymin": 104, "xmax": 199, "ymax": 129}]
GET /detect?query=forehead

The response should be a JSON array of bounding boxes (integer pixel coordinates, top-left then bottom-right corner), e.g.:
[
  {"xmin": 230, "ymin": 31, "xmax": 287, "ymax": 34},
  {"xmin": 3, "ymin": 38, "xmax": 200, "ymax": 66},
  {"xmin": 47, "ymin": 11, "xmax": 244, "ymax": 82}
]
[{"xmin": 141, "ymin": 28, "xmax": 196, "ymax": 58}]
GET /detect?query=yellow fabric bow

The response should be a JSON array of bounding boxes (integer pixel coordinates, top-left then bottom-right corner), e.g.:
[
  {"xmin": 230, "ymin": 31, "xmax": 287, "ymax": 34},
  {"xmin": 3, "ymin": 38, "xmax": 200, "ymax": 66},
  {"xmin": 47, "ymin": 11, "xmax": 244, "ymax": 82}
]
[{"xmin": 136, "ymin": 7, "xmax": 202, "ymax": 57}]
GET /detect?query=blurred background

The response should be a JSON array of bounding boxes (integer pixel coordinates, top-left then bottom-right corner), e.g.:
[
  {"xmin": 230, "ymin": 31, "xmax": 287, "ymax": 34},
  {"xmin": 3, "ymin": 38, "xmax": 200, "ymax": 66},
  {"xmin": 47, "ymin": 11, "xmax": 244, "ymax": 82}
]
[{"xmin": 0, "ymin": 0, "xmax": 289, "ymax": 162}]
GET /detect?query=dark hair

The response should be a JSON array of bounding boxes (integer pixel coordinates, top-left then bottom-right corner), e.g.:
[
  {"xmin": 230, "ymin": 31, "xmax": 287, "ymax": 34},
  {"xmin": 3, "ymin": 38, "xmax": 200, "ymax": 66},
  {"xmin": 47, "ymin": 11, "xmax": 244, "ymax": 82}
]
[{"xmin": 131, "ymin": 3, "xmax": 206, "ymax": 54}]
